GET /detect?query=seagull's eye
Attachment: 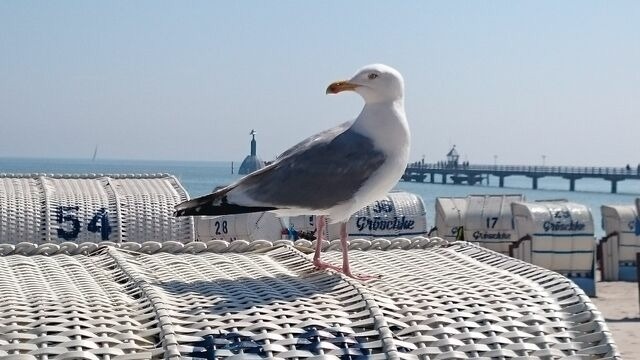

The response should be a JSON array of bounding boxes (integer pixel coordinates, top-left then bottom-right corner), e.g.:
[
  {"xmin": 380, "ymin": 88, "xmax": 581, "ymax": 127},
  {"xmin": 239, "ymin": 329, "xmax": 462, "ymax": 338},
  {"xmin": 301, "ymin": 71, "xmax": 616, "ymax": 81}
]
[{"xmin": 368, "ymin": 73, "xmax": 378, "ymax": 80}]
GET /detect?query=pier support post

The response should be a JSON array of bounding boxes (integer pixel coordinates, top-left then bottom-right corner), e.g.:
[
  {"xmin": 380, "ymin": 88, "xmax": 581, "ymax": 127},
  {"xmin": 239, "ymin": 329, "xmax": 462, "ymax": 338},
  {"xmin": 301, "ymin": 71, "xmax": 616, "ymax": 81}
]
[
  {"xmin": 611, "ymin": 180, "xmax": 618, "ymax": 194},
  {"xmin": 499, "ymin": 176, "xmax": 504, "ymax": 188},
  {"xmin": 442, "ymin": 174, "xmax": 447, "ymax": 184},
  {"xmin": 569, "ymin": 178, "xmax": 575, "ymax": 191},
  {"xmin": 430, "ymin": 173, "xmax": 435, "ymax": 183},
  {"xmin": 532, "ymin": 177, "xmax": 538, "ymax": 190}
]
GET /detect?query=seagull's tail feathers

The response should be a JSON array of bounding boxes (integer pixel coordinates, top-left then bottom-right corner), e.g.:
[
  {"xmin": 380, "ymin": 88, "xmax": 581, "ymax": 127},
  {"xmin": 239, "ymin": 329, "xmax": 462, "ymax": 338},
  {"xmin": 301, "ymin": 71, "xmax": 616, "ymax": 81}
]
[{"xmin": 174, "ymin": 191, "xmax": 277, "ymax": 217}]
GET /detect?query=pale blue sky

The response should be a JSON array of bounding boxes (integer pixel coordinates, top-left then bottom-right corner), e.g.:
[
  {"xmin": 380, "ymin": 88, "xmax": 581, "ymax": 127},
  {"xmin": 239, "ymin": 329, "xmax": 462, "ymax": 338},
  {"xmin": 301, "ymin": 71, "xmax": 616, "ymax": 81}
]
[{"xmin": 1, "ymin": 1, "xmax": 638, "ymax": 166}]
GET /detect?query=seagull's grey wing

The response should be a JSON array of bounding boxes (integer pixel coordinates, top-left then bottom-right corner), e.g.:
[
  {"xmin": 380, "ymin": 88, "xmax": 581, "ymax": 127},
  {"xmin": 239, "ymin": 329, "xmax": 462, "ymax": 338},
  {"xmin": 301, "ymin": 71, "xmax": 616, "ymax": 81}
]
[
  {"xmin": 234, "ymin": 126, "xmax": 386, "ymax": 210},
  {"xmin": 277, "ymin": 121, "xmax": 352, "ymax": 160}
]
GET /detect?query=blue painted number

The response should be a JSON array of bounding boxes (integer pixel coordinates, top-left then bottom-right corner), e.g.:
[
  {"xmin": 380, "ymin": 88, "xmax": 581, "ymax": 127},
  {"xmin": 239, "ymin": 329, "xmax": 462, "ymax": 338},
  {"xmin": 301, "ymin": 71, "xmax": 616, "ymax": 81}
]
[
  {"xmin": 56, "ymin": 206, "xmax": 112, "ymax": 240},
  {"xmin": 87, "ymin": 208, "xmax": 112, "ymax": 240}
]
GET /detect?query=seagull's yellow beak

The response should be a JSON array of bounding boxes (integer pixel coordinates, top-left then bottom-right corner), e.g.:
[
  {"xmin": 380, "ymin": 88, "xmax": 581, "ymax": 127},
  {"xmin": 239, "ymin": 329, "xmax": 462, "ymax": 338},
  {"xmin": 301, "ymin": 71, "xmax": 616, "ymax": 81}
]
[{"xmin": 326, "ymin": 80, "xmax": 359, "ymax": 94}]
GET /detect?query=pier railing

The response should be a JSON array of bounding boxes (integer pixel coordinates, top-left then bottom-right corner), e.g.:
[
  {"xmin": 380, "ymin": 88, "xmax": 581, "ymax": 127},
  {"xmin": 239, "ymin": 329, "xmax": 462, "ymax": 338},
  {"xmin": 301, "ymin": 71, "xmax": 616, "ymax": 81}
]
[
  {"xmin": 404, "ymin": 163, "xmax": 640, "ymax": 193},
  {"xmin": 408, "ymin": 163, "xmax": 640, "ymax": 176}
]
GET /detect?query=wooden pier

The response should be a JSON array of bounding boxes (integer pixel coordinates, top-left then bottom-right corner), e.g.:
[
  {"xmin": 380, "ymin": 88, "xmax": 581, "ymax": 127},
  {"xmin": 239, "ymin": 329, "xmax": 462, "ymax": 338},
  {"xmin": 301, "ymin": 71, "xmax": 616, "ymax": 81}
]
[{"xmin": 402, "ymin": 163, "xmax": 640, "ymax": 193}]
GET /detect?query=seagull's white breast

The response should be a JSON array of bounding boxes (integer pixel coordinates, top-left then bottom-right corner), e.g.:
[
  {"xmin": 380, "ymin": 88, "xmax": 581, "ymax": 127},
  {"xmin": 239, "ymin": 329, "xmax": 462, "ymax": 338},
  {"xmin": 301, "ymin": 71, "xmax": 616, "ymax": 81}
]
[{"xmin": 326, "ymin": 100, "xmax": 410, "ymax": 223}]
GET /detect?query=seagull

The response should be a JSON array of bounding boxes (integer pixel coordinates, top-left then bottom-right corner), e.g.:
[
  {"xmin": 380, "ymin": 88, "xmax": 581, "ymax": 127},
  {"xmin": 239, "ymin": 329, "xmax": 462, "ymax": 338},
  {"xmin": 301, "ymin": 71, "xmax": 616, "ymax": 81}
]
[{"xmin": 175, "ymin": 64, "xmax": 410, "ymax": 279}]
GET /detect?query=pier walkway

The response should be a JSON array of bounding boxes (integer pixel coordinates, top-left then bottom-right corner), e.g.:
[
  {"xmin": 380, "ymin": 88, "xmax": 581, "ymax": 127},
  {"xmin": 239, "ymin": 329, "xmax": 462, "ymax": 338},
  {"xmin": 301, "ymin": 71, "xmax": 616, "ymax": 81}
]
[{"xmin": 403, "ymin": 163, "xmax": 640, "ymax": 193}]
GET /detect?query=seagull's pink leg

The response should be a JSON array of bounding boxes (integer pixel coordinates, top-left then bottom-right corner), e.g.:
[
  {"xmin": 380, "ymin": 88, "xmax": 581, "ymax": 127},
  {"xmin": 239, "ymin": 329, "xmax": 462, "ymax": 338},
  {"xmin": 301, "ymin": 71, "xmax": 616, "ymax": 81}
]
[
  {"xmin": 340, "ymin": 222, "xmax": 380, "ymax": 281},
  {"xmin": 312, "ymin": 215, "xmax": 342, "ymax": 272}
]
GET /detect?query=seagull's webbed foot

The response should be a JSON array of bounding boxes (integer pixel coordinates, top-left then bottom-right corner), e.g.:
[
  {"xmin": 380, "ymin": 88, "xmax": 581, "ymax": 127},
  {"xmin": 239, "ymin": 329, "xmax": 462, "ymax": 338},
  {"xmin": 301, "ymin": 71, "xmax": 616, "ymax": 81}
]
[
  {"xmin": 313, "ymin": 258, "xmax": 343, "ymax": 272},
  {"xmin": 346, "ymin": 272, "xmax": 381, "ymax": 281},
  {"xmin": 342, "ymin": 266, "xmax": 382, "ymax": 281},
  {"xmin": 314, "ymin": 258, "xmax": 380, "ymax": 281}
]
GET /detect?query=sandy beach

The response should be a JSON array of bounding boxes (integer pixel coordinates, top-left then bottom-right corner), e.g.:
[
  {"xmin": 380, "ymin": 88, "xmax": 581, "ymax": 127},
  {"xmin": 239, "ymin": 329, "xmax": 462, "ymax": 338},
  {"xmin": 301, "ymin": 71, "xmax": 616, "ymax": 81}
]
[{"xmin": 592, "ymin": 279, "xmax": 640, "ymax": 358}]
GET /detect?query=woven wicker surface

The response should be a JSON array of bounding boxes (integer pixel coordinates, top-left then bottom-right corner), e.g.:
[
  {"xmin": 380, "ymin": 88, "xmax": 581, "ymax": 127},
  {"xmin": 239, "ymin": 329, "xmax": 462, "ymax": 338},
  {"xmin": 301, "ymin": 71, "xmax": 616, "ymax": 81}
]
[
  {"xmin": 0, "ymin": 174, "xmax": 194, "ymax": 244},
  {"xmin": 0, "ymin": 239, "xmax": 619, "ymax": 359}
]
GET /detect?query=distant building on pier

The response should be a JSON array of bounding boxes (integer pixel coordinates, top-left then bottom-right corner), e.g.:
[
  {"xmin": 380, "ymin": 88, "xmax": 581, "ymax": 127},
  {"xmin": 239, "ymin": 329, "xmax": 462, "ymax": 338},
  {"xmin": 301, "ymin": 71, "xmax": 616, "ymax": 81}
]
[
  {"xmin": 239, "ymin": 129, "xmax": 265, "ymax": 175},
  {"xmin": 446, "ymin": 145, "xmax": 460, "ymax": 168}
]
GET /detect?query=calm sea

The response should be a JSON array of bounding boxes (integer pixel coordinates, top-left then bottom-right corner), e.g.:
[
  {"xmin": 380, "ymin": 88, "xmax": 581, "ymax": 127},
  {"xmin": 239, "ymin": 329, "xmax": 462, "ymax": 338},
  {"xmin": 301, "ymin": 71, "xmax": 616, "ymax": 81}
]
[{"xmin": 2, "ymin": 157, "xmax": 639, "ymax": 238}]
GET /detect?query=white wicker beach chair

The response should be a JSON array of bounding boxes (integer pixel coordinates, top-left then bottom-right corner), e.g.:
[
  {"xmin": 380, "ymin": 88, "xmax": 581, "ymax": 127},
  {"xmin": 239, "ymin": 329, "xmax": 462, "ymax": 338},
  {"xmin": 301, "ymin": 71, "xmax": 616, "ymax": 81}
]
[
  {"xmin": 0, "ymin": 173, "xmax": 194, "ymax": 244},
  {"xmin": 0, "ymin": 239, "xmax": 620, "ymax": 359},
  {"xmin": 0, "ymin": 175, "xmax": 621, "ymax": 359}
]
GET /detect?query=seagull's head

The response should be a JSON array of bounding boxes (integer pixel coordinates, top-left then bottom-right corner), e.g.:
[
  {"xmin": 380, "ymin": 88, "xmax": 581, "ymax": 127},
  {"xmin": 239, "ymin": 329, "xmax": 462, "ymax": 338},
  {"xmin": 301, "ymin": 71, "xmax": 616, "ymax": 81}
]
[{"xmin": 326, "ymin": 64, "xmax": 404, "ymax": 104}]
